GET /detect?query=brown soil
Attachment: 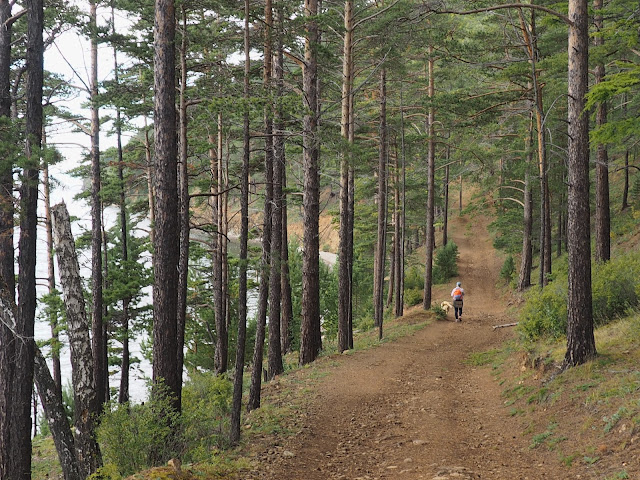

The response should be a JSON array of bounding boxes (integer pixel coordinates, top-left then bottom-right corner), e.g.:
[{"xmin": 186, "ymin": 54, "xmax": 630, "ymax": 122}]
[{"xmin": 244, "ymin": 213, "xmax": 568, "ymax": 480}]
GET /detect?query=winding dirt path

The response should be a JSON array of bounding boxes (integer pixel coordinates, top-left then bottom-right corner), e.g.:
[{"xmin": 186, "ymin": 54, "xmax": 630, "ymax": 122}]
[{"xmin": 248, "ymin": 214, "xmax": 561, "ymax": 479}]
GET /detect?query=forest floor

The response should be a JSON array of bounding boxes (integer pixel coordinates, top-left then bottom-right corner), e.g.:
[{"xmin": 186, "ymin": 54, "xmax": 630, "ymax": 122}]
[{"xmin": 241, "ymin": 211, "xmax": 640, "ymax": 480}]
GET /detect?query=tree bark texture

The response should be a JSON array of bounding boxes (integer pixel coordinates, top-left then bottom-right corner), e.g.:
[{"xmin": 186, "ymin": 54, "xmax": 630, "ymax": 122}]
[
  {"xmin": 153, "ymin": 0, "xmax": 181, "ymax": 413},
  {"xmin": 621, "ymin": 149, "xmax": 629, "ymax": 211},
  {"xmin": 268, "ymin": 0, "xmax": 284, "ymax": 379},
  {"xmin": 230, "ymin": 0, "xmax": 250, "ymax": 444},
  {"xmin": 13, "ymin": 1, "xmax": 43, "ymax": 476},
  {"xmin": 247, "ymin": 46, "xmax": 275, "ymax": 406},
  {"xmin": 112, "ymin": 15, "xmax": 130, "ymax": 404},
  {"xmin": 374, "ymin": 67, "xmax": 388, "ymax": 337},
  {"xmin": 565, "ymin": 0, "xmax": 596, "ymax": 367},
  {"xmin": 423, "ymin": 52, "xmax": 435, "ymax": 310},
  {"xmin": 89, "ymin": 0, "xmax": 106, "ymax": 409},
  {"xmin": 593, "ymin": 0, "xmax": 610, "ymax": 263},
  {"xmin": 276, "ymin": 5, "xmax": 293, "ymax": 356},
  {"xmin": 210, "ymin": 133, "xmax": 227, "ymax": 374},
  {"xmin": 177, "ymin": 8, "xmax": 190, "ymax": 391},
  {"xmin": 0, "ymin": 0, "xmax": 13, "ymax": 296},
  {"xmin": 392, "ymin": 151, "xmax": 401, "ymax": 313},
  {"xmin": 52, "ymin": 203, "xmax": 102, "ymax": 477},
  {"xmin": 518, "ymin": 172, "xmax": 533, "ymax": 291},
  {"xmin": 338, "ymin": 0, "xmax": 353, "ymax": 352},
  {"xmin": 0, "ymin": 3, "xmax": 14, "ymax": 476},
  {"xmin": 33, "ymin": 346, "xmax": 82, "ymax": 480},
  {"xmin": 300, "ymin": 0, "xmax": 322, "ymax": 365}
]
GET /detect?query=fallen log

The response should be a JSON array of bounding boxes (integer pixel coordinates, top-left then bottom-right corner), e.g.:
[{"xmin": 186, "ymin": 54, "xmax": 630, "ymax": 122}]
[{"xmin": 493, "ymin": 322, "xmax": 518, "ymax": 330}]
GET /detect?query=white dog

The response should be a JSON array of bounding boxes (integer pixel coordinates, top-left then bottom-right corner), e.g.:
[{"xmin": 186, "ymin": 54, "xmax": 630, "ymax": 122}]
[{"xmin": 440, "ymin": 301, "xmax": 453, "ymax": 314}]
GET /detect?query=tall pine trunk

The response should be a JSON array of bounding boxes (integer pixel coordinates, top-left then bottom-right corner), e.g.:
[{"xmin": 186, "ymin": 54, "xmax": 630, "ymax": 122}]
[
  {"xmin": 300, "ymin": 0, "xmax": 322, "ymax": 365},
  {"xmin": 152, "ymin": 0, "xmax": 181, "ymax": 413},
  {"xmin": 248, "ymin": 0, "xmax": 276, "ymax": 405},
  {"xmin": 268, "ymin": 0, "xmax": 284, "ymax": 379},
  {"xmin": 338, "ymin": 0, "xmax": 353, "ymax": 352},
  {"xmin": 565, "ymin": 0, "xmax": 596, "ymax": 367},
  {"xmin": 594, "ymin": 0, "xmax": 610, "ymax": 263},
  {"xmin": 229, "ymin": 0, "xmax": 251, "ymax": 444},
  {"xmin": 13, "ymin": 1, "xmax": 44, "ymax": 476},
  {"xmin": 276, "ymin": 3, "xmax": 293, "ymax": 356},
  {"xmin": 374, "ymin": 67, "xmax": 388, "ymax": 338},
  {"xmin": 422, "ymin": 52, "xmax": 435, "ymax": 310},
  {"xmin": 89, "ymin": 0, "xmax": 106, "ymax": 408},
  {"xmin": 0, "ymin": 2, "xmax": 15, "ymax": 475},
  {"xmin": 112, "ymin": 6, "xmax": 131, "ymax": 404},
  {"xmin": 518, "ymin": 172, "xmax": 533, "ymax": 291},
  {"xmin": 177, "ymin": 8, "xmax": 190, "ymax": 387}
]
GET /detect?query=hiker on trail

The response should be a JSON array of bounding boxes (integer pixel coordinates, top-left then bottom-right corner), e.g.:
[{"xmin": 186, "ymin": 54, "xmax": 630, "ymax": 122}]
[{"xmin": 451, "ymin": 281, "xmax": 464, "ymax": 322}]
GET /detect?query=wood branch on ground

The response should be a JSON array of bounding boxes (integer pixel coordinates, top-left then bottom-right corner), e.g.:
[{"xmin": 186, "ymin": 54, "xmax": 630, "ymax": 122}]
[{"xmin": 492, "ymin": 322, "xmax": 519, "ymax": 329}]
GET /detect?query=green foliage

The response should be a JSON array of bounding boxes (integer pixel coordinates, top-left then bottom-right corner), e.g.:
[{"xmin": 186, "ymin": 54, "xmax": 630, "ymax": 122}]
[
  {"xmin": 97, "ymin": 393, "xmax": 181, "ymax": 477},
  {"xmin": 96, "ymin": 374, "xmax": 235, "ymax": 477},
  {"xmin": 518, "ymin": 280, "xmax": 568, "ymax": 340},
  {"xmin": 431, "ymin": 304, "xmax": 447, "ymax": 321},
  {"xmin": 591, "ymin": 254, "xmax": 640, "ymax": 327},
  {"xmin": 180, "ymin": 373, "xmax": 233, "ymax": 461},
  {"xmin": 87, "ymin": 464, "xmax": 122, "ymax": 480},
  {"xmin": 404, "ymin": 288, "xmax": 423, "ymax": 307},
  {"xmin": 519, "ymin": 253, "xmax": 640, "ymax": 340},
  {"xmin": 404, "ymin": 265, "xmax": 424, "ymax": 291},
  {"xmin": 432, "ymin": 241, "xmax": 459, "ymax": 285},
  {"xmin": 319, "ymin": 262, "xmax": 339, "ymax": 340},
  {"xmin": 500, "ymin": 255, "xmax": 515, "ymax": 283}
]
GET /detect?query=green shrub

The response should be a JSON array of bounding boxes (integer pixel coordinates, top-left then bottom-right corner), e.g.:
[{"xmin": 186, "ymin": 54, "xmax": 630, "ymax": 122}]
[
  {"xmin": 180, "ymin": 373, "xmax": 233, "ymax": 461},
  {"xmin": 518, "ymin": 252, "xmax": 640, "ymax": 340},
  {"xmin": 404, "ymin": 265, "xmax": 424, "ymax": 291},
  {"xmin": 518, "ymin": 280, "xmax": 568, "ymax": 340},
  {"xmin": 404, "ymin": 288, "xmax": 423, "ymax": 307},
  {"xmin": 433, "ymin": 242, "xmax": 459, "ymax": 284},
  {"xmin": 500, "ymin": 255, "xmax": 515, "ymax": 283},
  {"xmin": 592, "ymin": 254, "xmax": 640, "ymax": 326},
  {"xmin": 97, "ymin": 391, "xmax": 181, "ymax": 477},
  {"xmin": 431, "ymin": 304, "xmax": 447, "ymax": 320}
]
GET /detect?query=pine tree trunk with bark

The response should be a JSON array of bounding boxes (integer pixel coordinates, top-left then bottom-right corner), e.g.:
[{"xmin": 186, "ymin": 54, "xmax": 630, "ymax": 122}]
[
  {"xmin": 88, "ymin": 0, "xmax": 106, "ymax": 409},
  {"xmin": 0, "ymin": 3, "xmax": 15, "ymax": 474},
  {"xmin": 152, "ymin": 0, "xmax": 181, "ymax": 413},
  {"xmin": 276, "ymin": 4, "xmax": 293, "ymax": 356},
  {"xmin": 518, "ymin": 172, "xmax": 533, "ymax": 291},
  {"xmin": 112, "ymin": 11, "xmax": 131, "ymax": 403},
  {"xmin": 593, "ymin": 0, "xmax": 610, "ymax": 263},
  {"xmin": 177, "ymin": 11, "xmax": 190, "ymax": 389},
  {"xmin": 338, "ymin": 0, "xmax": 353, "ymax": 353},
  {"xmin": 565, "ymin": 0, "xmax": 596, "ymax": 367},
  {"xmin": 268, "ymin": 0, "xmax": 284, "ymax": 379},
  {"xmin": 230, "ymin": 0, "xmax": 251, "ymax": 444},
  {"xmin": 300, "ymin": 0, "xmax": 322, "ymax": 365},
  {"xmin": 374, "ymin": 68, "xmax": 388, "ymax": 337},
  {"xmin": 13, "ymin": 1, "xmax": 43, "ymax": 476},
  {"xmin": 423, "ymin": 52, "xmax": 435, "ymax": 310}
]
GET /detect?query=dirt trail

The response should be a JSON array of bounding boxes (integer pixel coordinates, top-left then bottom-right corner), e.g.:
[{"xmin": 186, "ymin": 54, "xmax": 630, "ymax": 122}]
[{"xmin": 249, "ymin": 214, "xmax": 560, "ymax": 480}]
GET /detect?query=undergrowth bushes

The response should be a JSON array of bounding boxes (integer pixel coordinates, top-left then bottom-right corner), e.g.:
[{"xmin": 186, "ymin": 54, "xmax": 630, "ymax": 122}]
[
  {"xmin": 95, "ymin": 374, "xmax": 232, "ymax": 478},
  {"xmin": 519, "ymin": 252, "xmax": 640, "ymax": 340},
  {"xmin": 433, "ymin": 241, "xmax": 459, "ymax": 284}
]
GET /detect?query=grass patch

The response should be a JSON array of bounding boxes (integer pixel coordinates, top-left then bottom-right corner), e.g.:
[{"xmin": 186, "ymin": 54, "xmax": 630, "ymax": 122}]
[
  {"xmin": 466, "ymin": 348, "xmax": 500, "ymax": 366},
  {"xmin": 32, "ymin": 437, "xmax": 62, "ymax": 480}
]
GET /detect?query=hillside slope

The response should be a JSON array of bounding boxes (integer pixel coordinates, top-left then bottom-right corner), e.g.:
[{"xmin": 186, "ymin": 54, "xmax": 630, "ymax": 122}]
[{"xmin": 244, "ymin": 213, "xmax": 566, "ymax": 479}]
